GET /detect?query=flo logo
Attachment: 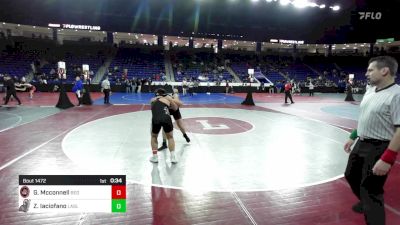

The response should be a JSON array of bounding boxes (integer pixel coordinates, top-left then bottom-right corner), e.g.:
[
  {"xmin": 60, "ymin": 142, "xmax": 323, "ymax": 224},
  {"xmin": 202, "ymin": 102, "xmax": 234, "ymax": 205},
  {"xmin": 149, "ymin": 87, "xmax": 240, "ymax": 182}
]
[{"xmin": 359, "ymin": 12, "xmax": 382, "ymax": 20}]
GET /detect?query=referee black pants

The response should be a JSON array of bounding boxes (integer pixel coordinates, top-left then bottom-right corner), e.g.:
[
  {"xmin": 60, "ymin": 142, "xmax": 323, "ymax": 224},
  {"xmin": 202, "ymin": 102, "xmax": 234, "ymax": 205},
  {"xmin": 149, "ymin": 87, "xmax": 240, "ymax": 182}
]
[
  {"xmin": 284, "ymin": 91, "xmax": 294, "ymax": 103},
  {"xmin": 345, "ymin": 139, "xmax": 389, "ymax": 225},
  {"xmin": 103, "ymin": 89, "xmax": 110, "ymax": 104},
  {"xmin": 4, "ymin": 91, "xmax": 21, "ymax": 105}
]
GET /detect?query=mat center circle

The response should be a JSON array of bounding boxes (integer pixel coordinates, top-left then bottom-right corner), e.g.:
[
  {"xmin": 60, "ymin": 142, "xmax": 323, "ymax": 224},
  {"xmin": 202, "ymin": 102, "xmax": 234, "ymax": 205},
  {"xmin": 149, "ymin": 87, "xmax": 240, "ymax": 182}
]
[
  {"xmin": 61, "ymin": 108, "xmax": 349, "ymax": 191},
  {"xmin": 179, "ymin": 117, "xmax": 253, "ymax": 135}
]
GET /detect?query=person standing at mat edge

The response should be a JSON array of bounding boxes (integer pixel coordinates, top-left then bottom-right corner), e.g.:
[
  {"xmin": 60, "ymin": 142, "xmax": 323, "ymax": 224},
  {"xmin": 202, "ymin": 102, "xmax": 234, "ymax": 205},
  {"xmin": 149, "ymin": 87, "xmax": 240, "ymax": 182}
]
[
  {"xmin": 72, "ymin": 76, "xmax": 83, "ymax": 106},
  {"xmin": 101, "ymin": 76, "xmax": 111, "ymax": 104},
  {"xmin": 3, "ymin": 75, "xmax": 22, "ymax": 106},
  {"xmin": 343, "ymin": 56, "xmax": 400, "ymax": 225},
  {"xmin": 308, "ymin": 80, "xmax": 315, "ymax": 96},
  {"xmin": 284, "ymin": 80, "xmax": 294, "ymax": 104},
  {"xmin": 150, "ymin": 88, "xmax": 179, "ymax": 164}
]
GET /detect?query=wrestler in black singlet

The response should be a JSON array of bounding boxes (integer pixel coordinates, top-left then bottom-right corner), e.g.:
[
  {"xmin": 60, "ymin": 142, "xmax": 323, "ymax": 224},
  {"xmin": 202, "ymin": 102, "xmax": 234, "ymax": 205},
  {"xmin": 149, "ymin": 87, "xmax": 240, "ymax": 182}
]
[
  {"xmin": 151, "ymin": 98, "xmax": 173, "ymax": 134},
  {"xmin": 169, "ymin": 108, "xmax": 182, "ymax": 120}
]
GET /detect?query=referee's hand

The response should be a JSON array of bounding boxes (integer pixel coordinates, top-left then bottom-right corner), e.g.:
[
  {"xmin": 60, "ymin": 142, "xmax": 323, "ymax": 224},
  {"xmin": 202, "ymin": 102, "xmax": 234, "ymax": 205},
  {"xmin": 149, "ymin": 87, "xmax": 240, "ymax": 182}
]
[
  {"xmin": 372, "ymin": 160, "xmax": 391, "ymax": 176},
  {"xmin": 344, "ymin": 139, "xmax": 355, "ymax": 153}
]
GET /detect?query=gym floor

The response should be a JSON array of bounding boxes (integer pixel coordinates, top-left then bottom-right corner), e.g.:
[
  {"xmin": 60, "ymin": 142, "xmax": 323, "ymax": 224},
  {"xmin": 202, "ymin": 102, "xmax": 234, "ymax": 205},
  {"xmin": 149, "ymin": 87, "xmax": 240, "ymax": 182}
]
[{"xmin": 1, "ymin": 91, "xmax": 399, "ymax": 225}]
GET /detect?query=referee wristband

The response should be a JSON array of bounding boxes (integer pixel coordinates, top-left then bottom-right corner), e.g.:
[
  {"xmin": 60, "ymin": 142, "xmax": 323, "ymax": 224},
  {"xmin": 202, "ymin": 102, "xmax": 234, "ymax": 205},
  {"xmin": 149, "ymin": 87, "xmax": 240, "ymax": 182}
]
[
  {"xmin": 380, "ymin": 148, "xmax": 398, "ymax": 165},
  {"xmin": 349, "ymin": 129, "xmax": 358, "ymax": 140}
]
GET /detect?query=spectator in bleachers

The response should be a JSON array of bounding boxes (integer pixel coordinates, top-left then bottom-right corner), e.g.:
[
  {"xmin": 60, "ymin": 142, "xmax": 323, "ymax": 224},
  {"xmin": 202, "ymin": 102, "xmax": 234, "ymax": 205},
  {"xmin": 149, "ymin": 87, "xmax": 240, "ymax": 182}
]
[
  {"xmin": 37, "ymin": 74, "xmax": 46, "ymax": 84},
  {"xmin": 148, "ymin": 77, "xmax": 153, "ymax": 93},
  {"xmin": 293, "ymin": 80, "xmax": 301, "ymax": 95},
  {"xmin": 269, "ymin": 84, "xmax": 275, "ymax": 94},
  {"xmin": 137, "ymin": 79, "xmax": 142, "ymax": 93},
  {"xmin": 108, "ymin": 70, "xmax": 113, "ymax": 80},
  {"xmin": 161, "ymin": 72, "xmax": 166, "ymax": 81},
  {"xmin": 131, "ymin": 78, "xmax": 136, "ymax": 94},
  {"xmin": 50, "ymin": 68, "xmax": 56, "ymax": 76},
  {"xmin": 122, "ymin": 70, "xmax": 127, "ymax": 80},
  {"xmin": 188, "ymin": 79, "xmax": 194, "ymax": 96},
  {"xmin": 124, "ymin": 79, "xmax": 131, "ymax": 93},
  {"xmin": 225, "ymin": 80, "xmax": 230, "ymax": 94},
  {"xmin": 275, "ymin": 81, "xmax": 282, "ymax": 93},
  {"xmin": 116, "ymin": 79, "xmax": 122, "ymax": 86}
]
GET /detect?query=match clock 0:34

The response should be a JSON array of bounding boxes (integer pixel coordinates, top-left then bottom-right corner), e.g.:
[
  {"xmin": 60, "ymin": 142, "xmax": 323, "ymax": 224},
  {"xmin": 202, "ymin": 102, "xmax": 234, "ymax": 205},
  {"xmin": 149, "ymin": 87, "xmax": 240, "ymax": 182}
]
[{"xmin": 110, "ymin": 178, "xmax": 123, "ymax": 184}]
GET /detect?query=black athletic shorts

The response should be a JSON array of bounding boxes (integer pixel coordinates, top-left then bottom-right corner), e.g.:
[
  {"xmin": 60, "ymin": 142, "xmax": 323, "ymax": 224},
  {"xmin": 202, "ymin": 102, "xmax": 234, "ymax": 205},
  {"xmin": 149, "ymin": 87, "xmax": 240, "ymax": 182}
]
[
  {"xmin": 169, "ymin": 108, "xmax": 182, "ymax": 120},
  {"xmin": 151, "ymin": 117, "xmax": 173, "ymax": 134}
]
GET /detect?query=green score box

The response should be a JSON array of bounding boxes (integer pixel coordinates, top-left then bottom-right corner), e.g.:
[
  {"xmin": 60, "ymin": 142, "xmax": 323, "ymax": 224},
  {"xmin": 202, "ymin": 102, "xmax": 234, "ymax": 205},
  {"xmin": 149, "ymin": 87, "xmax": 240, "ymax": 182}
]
[{"xmin": 112, "ymin": 199, "xmax": 126, "ymax": 213}]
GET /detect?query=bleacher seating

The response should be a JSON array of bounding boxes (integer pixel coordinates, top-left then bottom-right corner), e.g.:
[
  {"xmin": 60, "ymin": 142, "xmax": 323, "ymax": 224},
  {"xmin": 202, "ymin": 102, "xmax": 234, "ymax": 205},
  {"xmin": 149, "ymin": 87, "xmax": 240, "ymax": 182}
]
[
  {"xmin": 230, "ymin": 63, "xmax": 250, "ymax": 81},
  {"xmin": 109, "ymin": 47, "xmax": 164, "ymax": 81},
  {"xmin": 171, "ymin": 50, "xmax": 233, "ymax": 82},
  {"xmin": 37, "ymin": 41, "xmax": 110, "ymax": 83},
  {"xmin": 280, "ymin": 63, "xmax": 317, "ymax": 81},
  {"xmin": 2, "ymin": 34, "xmax": 400, "ymax": 89},
  {"xmin": 0, "ymin": 52, "xmax": 37, "ymax": 80}
]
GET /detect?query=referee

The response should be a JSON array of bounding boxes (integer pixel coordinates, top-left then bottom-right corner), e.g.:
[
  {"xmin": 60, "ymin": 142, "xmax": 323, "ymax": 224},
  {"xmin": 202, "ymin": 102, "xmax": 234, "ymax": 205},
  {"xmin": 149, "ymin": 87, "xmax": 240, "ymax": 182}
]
[
  {"xmin": 343, "ymin": 56, "xmax": 400, "ymax": 225},
  {"xmin": 101, "ymin": 76, "xmax": 111, "ymax": 104},
  {"xmin": 3, "ymin": 75, "xmax": 22, "ymax": 105}
]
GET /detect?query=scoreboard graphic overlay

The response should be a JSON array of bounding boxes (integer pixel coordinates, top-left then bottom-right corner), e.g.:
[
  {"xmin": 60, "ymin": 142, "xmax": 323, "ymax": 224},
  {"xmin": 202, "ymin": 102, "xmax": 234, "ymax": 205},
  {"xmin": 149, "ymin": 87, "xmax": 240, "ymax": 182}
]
[{"xmin": 18, "ymin": 175, "xmax": 126, "ymax": 213}]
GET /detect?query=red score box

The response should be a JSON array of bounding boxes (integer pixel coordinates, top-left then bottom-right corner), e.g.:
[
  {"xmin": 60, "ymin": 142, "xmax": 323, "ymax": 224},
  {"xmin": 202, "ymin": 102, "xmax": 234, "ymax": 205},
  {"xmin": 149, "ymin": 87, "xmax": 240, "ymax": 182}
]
[{"xmin": 112, "ymin": 185, "xmax": 126, "ymax": 199}]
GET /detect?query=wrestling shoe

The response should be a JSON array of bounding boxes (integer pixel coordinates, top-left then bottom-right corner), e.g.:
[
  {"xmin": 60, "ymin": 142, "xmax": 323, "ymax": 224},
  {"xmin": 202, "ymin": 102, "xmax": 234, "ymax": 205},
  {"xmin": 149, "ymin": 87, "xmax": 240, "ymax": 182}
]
[
  {"xmin": 170, "ymin": 153, "xmax": 178, "ymax": 164},
  {"xmin": 149, "ymin": 155, "xmax": 158, "ymax": 163},
  {"xmin": 183, "ymin": 134, "xmax": 191, "ymax": 143}
]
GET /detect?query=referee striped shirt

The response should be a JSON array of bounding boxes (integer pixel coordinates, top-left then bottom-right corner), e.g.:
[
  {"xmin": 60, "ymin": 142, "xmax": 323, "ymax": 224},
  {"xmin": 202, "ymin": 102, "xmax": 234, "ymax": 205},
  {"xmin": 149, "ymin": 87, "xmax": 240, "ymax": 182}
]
[
  {"xmin": 101, "ymin": 79, "xmax": 111, "ymax": 90},
  {"xmin": 357, "ymin": 83, "xmax": 400, "ymax": 140}
]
